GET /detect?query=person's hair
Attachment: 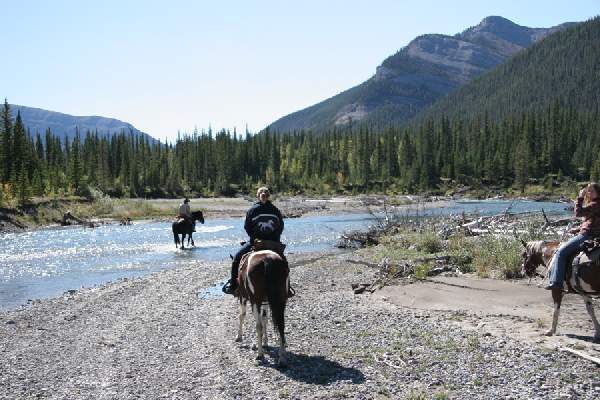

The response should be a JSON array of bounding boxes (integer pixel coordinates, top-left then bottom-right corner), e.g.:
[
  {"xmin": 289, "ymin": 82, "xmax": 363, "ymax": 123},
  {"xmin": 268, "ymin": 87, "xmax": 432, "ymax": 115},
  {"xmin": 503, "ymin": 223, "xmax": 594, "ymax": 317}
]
[
  {"xmin": 256, "ymin": 186, "xmax": 270, "ymax": 198},
  {"xmin": 184, "ymin": 198, "xmax": 190, "ymax": 203},
  {"xmin": 585, "ymin": 183, "xmax": 600, "ymax": 203}
]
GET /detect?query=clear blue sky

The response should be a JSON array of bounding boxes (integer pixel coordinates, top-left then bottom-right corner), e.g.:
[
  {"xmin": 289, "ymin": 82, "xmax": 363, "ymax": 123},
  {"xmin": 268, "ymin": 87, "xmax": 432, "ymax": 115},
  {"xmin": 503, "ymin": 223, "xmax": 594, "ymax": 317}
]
[{"xmin": 2, "ymin": 0, "xmax": 598, "ymax": 140}]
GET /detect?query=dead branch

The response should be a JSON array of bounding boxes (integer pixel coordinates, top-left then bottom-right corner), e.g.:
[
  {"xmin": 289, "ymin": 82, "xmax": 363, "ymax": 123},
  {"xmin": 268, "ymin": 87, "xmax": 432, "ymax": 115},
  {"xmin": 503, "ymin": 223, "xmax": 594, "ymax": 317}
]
[{"xmin": 559, "ymin": 347, "xmax": 600, "ymax": 365}]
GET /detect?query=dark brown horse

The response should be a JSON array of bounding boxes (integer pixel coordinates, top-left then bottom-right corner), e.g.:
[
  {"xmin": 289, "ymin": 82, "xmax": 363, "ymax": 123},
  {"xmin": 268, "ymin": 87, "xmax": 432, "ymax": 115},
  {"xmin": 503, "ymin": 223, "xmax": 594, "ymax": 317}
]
[
  {"xmin": 235, "ymin": 250, "xmax": 289, "ymax": 366},
  {"xmin": 172, "ymin": 211, "xmax": 204, "ymax": 249}
]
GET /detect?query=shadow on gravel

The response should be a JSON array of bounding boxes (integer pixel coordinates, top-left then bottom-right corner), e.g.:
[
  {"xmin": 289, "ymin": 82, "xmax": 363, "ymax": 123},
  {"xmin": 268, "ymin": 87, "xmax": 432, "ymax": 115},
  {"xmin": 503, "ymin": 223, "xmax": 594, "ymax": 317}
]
[
  {"xmin": 273, "ymin": 352, "xmax": 365, "ymax": 385},
  {"xmin": 565, "ymin": 333, "xmax": 600, "ymax": 343}
]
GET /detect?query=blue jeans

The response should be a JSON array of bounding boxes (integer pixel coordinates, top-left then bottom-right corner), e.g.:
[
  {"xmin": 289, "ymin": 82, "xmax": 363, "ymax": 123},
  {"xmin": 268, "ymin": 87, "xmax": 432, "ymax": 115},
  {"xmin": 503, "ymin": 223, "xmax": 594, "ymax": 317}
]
[{"xmin": 548, "ymin": 234, "xmax": 588, "ymax": 286}]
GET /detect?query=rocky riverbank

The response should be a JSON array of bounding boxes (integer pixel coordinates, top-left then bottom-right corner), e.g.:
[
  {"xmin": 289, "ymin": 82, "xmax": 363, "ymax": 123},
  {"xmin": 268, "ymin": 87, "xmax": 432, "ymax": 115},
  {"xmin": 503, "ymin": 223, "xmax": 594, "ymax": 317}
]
[{"xmin": 1, "ymin": 250, "xmax": 598, "ymax": 399}]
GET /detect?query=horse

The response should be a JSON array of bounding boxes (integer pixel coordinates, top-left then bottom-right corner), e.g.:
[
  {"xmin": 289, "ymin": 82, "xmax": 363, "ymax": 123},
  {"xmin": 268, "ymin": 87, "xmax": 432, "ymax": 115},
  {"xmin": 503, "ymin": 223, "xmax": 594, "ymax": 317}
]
[
  {"xmin": 235, "ymin": 250, "xmax": 289, "ymax": 366},
  {"xmin": 521, "ymin": 239, "xmax": 600, "ymax": 340},
  {"xmin": 172, "ymin": 210, "xmax": 204, "ymax": 249}
]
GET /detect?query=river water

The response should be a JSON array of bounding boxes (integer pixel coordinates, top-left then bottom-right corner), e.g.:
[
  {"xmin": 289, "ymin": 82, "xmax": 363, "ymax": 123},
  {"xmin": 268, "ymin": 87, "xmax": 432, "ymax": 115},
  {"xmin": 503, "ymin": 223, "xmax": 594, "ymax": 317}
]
[{"xmin": 0, "ymin": 199, "xmax": 570, "ymax": 310}]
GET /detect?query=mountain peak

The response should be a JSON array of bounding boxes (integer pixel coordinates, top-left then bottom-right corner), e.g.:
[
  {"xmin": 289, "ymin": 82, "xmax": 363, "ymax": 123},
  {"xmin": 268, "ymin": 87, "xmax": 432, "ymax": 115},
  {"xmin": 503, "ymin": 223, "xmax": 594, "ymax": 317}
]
[{"xmin": 266, "ymin": 17, "xmax": 578, "ymax": 133}]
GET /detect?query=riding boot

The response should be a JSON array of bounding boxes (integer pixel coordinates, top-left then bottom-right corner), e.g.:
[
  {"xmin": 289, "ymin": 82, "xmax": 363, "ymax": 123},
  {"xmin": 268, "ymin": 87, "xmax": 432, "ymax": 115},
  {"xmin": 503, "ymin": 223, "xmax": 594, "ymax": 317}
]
[{"xmin": 223, "ymin": 261, "xmax": 239, "ymax": 294}]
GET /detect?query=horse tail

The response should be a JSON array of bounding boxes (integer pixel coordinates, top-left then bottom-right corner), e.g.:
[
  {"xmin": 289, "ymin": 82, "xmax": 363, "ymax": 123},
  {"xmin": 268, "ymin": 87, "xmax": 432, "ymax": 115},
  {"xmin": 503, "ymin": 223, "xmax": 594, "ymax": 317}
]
[
  {"xmin": 172, "ymin": 223, "xmax": 180, "ymax": 247},
  {"xmin": 264, "ymin": 256, "xmax": 287, "ymax": 343}
]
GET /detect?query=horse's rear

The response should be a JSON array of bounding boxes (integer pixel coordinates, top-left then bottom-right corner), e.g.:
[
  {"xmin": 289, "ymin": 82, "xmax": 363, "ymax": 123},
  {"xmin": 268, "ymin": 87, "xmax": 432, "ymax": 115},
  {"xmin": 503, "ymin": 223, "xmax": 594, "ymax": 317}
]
[{"xmin": 237, "ymin": 250, "xmax": 289, "ymax": 366}]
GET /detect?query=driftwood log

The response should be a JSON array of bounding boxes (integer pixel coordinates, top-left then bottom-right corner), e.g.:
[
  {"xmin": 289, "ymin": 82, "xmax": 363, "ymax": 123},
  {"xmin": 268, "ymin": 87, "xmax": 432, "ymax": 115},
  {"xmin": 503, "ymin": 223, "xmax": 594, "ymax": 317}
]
[{"xmin": 62, "ymin": 211, "xmax": 95, "ymax": 228}]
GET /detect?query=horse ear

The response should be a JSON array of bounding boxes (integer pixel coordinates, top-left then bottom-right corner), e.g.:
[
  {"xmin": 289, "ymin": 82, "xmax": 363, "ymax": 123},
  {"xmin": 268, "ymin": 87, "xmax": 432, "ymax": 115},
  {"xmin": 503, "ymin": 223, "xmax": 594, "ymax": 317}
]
[{"xmin": 520, "ymin": 239, "xmax": 527, "ymax": 248}]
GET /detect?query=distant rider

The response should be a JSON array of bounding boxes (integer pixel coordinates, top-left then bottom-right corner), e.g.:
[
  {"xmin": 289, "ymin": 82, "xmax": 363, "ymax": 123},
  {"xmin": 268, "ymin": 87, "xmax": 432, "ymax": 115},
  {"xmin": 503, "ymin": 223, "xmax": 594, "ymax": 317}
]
[
  {"xmin": 178, "ymin": 197, "xmax": 195, "ymax": 232},
  {"xmin": 223, "ymin": 187, "xmax": 285, "ymax": 294}
]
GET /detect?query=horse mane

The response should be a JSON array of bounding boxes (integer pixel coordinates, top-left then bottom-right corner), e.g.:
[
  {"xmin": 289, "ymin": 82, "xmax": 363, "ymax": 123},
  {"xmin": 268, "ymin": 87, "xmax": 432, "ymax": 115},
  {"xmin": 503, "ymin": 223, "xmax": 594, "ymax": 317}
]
[{"xmin": 526, "ymin": 241, "xmax": 546, "ymax": 255}]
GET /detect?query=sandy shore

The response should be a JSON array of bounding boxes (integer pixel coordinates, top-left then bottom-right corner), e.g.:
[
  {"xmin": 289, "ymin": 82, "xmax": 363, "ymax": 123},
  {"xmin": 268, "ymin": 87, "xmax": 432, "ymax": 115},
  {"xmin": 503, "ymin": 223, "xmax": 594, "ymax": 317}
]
[{"xmin": 1, "ymin": 249, "xmax": 599, "ymax": 399}]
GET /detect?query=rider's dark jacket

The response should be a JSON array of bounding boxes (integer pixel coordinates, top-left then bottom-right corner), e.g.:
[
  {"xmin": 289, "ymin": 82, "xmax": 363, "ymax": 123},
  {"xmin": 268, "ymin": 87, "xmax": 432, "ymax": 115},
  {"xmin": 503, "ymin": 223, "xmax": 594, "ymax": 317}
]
[{"xmin": 244, "ymin": 201, "xmax": 284, "ymax": 242}]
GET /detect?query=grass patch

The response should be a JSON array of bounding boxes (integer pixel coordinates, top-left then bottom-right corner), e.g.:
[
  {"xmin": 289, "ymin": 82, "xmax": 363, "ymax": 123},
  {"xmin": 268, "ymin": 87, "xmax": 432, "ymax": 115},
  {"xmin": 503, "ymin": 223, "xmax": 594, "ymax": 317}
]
[
  {"xmin": 404, "ymin": 390, "xmax": 428, "ymax": 400},
  {"xmin": 471, "ymin": 236, "xmax": 523, "ymax": 278},
  {"xmin": 416, "ymin": 231, "xmax": 444, "ymax": 253}
]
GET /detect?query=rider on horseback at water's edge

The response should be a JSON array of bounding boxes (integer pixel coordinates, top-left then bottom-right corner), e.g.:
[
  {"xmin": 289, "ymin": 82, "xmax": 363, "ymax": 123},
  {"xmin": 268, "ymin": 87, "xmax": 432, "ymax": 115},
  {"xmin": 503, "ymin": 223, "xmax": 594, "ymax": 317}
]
[
  {"xmin": 546, "ymin": 182, "xmax": 600, "ymax": 290},
  {"xmin": 223, "ymin": 186, "xmax": 289, "ymax": 295},
  {"xmin": 178, "ymin": 197, "xmax": 195, "ymax": 232}
]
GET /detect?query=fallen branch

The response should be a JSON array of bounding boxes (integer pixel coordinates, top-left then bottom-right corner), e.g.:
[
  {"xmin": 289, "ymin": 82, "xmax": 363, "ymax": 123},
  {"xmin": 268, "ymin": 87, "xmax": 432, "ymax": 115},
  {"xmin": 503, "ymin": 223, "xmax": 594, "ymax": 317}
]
[{"xmin": 559, "ymin": 347, "xmax": 600, "ymax": 365}]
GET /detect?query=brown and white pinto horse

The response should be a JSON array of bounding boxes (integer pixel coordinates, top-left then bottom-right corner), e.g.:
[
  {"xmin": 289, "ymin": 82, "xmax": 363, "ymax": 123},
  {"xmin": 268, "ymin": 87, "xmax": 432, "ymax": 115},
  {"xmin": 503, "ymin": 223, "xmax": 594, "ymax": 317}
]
[
  {"xmin": 236, "ymin": 250, "xmax": 289, "ymax": 366},
  {"xmin": 521, "ymin": 240, "xmax": 600, "ymax": 340},
  {"xmin": 520, "ymin": 240, "xmax": 560, "ymax": 282}
]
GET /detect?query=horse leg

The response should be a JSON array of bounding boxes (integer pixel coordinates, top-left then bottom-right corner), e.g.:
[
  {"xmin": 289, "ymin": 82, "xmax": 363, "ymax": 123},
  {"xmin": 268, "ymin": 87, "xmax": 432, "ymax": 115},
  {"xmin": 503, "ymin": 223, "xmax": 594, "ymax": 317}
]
[
  {"xmin": 173, "ymin": 230, "xmax": 180, "ymax": 248},
  {"xmin": 582, "ymin": 295, "xmax": 600, "ymax": 341},
  {"xmin": 545, "ymin": 288, "xmax": 564, "ymax": 336},
  {"xmin": 236, "ymin": 300, "xmax": 246, "ymax": 342},
  {"xmin": 261, "ymin": 306, "xmax": 268, "ymax": 348},
  {"xmin": 190, "ymin": 232, "xmax": 195, "ymax": 247},
  {"xmin": 252, "ymin": 304, "xmax": 265, "ymax": 360}
]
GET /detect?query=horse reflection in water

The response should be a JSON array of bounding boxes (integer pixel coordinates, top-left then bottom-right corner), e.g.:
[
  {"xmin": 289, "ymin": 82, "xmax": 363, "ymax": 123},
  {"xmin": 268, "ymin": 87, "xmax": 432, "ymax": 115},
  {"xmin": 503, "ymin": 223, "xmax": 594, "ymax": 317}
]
[
  {"xmin": 236, "ymin": 250, "xmax": 289, "ymax": 367},
  {"xmin": 172, "ymin": 211, "xmax": 204, "ymax": 249}
]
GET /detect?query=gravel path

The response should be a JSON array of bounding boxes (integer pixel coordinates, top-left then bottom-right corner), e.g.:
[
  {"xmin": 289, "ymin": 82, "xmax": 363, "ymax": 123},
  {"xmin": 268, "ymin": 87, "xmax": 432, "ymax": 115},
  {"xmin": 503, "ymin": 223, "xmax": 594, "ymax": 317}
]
[{"xmin": 1, "ymin": 250, "xmax": 599, "ymax": 399}]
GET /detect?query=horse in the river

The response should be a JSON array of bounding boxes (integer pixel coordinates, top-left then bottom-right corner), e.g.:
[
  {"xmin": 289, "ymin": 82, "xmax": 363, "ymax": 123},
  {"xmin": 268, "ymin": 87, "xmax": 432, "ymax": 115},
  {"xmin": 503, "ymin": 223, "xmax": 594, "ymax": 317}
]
[
  {"xmin": 172, "ymin": 211, "xmax": 204, "ymax": 249},
  {"xmin": 235, "ymin": 250, "xmax": 289, "ymax": 366},
  {"xmin": 521, "ymin": 239, "xmax": 600, "ymax": 340}
]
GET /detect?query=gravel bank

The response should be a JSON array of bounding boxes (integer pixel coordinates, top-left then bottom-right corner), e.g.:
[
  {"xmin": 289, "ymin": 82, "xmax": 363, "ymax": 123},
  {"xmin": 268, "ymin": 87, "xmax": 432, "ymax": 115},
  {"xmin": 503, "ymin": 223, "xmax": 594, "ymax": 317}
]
[{"xmin": 1, "ymin": 250, "xmax": 599, "ymax": 399}]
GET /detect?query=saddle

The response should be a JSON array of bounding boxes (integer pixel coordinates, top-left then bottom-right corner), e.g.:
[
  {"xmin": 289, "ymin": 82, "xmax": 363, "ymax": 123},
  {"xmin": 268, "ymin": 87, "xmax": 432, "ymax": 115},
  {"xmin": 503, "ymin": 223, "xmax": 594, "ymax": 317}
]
[{"xmin": 252, "ymin": 239, "xmax": 286, "ymax": 255}]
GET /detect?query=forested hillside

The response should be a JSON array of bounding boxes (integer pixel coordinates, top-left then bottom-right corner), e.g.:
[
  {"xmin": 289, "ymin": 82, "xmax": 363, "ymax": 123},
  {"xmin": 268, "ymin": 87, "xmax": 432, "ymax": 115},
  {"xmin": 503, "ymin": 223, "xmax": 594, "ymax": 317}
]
[
  {"xmin": 413, "ymin": 16, "xmax": 600, "ymax": 124},
  {"xmin": 1, "ymin": 97, "xmax": 599, "ymax": 203}
]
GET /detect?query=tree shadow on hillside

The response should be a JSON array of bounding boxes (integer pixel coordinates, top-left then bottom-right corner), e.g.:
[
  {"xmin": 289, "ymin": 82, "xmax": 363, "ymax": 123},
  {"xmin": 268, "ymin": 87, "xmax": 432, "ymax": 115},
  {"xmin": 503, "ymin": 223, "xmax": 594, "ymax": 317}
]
[{"xmin": 269, "ymin": 351, "xmax": 365, "ymax": 385}]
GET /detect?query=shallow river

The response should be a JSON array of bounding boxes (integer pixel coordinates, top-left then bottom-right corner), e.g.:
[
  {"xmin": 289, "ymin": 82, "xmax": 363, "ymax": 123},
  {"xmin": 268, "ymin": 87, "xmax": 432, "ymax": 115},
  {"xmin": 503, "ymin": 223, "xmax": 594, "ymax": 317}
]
[{"xmin": 0, "ymin": 199, "xmax": 570, "ymax": 310}]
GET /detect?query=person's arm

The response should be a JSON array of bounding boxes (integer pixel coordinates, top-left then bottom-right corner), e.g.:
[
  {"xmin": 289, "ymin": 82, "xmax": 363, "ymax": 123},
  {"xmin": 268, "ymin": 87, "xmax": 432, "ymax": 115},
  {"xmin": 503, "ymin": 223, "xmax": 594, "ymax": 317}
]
[
  {"xmin": 575, "ymin": 197, "xmax": 600, "ymax": 218},
  {"xmin": 244, "ymin": 209, "xmax": 253, "ymax": 238}
]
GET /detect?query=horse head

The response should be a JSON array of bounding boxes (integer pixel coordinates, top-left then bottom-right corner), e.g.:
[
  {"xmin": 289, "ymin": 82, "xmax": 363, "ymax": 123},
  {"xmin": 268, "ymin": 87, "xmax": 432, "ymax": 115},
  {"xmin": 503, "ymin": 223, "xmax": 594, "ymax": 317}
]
[
  {"xmin": 520, "ymin": 240, "xmax": 560, "ymax": 278},
  {"xmin": 192, "ymin": 210, "xmax": 205, "ymax": 224}
]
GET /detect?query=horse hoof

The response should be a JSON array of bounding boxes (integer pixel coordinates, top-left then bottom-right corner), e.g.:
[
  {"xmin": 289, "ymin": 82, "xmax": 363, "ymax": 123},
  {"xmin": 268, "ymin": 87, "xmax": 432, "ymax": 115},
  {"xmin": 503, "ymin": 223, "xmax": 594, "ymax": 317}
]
[
  {"xmin": 544, "ymin": 330, "xmax": 554, "ymax": 336},
  {"xmin": 235, "ymin": 337, "xmax": 242, "ymax": 343},
  {"xmin": 255, "ymin": 355, "xmax": 265, "ymax": 361}
]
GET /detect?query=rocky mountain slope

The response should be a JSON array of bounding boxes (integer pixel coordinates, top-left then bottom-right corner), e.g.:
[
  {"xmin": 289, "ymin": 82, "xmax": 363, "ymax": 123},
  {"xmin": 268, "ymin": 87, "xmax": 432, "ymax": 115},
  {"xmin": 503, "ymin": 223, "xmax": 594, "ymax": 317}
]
[
  {"xmin": 267, "ymin": 16, "xmax": 575, "ymax": 133},
  {"xmin": 10, "ymin": 104, "xmax": 155, "ymax": 142}
]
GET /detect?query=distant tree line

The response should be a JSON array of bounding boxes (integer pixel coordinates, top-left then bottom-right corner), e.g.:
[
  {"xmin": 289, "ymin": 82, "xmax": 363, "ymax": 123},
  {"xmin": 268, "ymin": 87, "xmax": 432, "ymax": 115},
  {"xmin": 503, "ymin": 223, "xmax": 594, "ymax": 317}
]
[{"xmin": 0, "ymin": 98, "xmax": 598, "ymax": 204}]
